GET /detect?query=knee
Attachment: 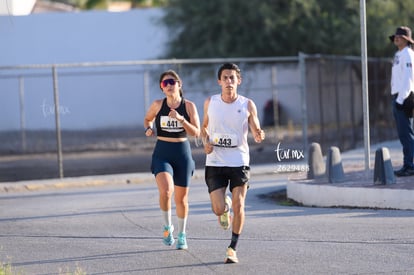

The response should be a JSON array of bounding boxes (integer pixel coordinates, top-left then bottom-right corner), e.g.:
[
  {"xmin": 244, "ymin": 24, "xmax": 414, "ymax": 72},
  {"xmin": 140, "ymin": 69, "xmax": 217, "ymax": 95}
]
[
  {"xmin": 232, "ymin": 200, "xmax": 245, "ymax": 216},
  {"xmin": 211, "ymin": 204, "xmax": 225, "ymax": 216},
  {"xmin": 159, "ymin": 189, "xmax": 173, "ymax": 200},
  {"xmin": 175, "ymin": 196, "xmax": 188, "ymax": 207}
]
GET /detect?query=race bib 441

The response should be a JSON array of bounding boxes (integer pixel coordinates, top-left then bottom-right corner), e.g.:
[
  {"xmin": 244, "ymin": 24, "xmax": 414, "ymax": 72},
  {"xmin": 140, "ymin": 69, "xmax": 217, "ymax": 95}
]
[{"xmin": 160, "ymin": 116, "xmax": 183, "ymax": 132}]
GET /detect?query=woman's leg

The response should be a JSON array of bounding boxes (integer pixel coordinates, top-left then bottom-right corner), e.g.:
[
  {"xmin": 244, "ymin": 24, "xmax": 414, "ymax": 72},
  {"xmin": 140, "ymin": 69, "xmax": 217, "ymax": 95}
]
[{"xmin": 155, "ymin": 172, "xmax": 175, "ymax": 246}]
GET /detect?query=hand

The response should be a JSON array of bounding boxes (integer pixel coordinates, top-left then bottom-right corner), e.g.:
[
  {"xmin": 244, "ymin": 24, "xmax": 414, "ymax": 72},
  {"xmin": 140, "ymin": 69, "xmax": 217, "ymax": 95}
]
[
  {"xmin": 204, "ymin": 142, "xmax": 214, "ymax": 154},
  {"xmin": 145, "ymin": 127, "xmax": 154, "ymax": 137},
  {"xmin": 202, "ymin": 134, "xmax": 213, "ymax": 154},
  {"xmin": 168, "ymin": 109, "xmax": 184, "ymax": 122},
  {"xmin": 254, "ymin": 129, "xmax": 265, "ymax": 143}
]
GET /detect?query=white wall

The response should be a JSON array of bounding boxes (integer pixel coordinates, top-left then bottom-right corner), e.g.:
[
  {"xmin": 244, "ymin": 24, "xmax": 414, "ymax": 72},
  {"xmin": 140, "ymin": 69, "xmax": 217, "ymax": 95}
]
[
  {"xmin": 0, "ymin": 8, "xmax": 167, "ymax": 66},
  {"xmin": 0, "ymin": 0, "xmax": 36, "ymax": 16},
  {"xmin": 0, "ymin": 8, "xmax": 169, "ymax": 131},
  {"xmin": 0, "ymin": 8, "xmax": 302, "ymax": 131}
]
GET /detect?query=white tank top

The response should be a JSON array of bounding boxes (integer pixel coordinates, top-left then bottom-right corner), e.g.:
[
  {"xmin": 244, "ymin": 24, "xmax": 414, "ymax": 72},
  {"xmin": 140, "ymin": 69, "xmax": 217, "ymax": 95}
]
[{"xmin": 206, "ymin": 94, "xmax": 249, "ymax": 167}]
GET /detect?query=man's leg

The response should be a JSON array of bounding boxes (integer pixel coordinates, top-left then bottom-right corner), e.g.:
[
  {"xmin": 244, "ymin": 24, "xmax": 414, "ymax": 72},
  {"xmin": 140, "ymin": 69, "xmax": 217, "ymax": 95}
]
[
  {"xmin": 224, "ymin": 184, "xmax": 247, "ymax": 263},
  {"xmin": 393, "ymin": 101, "xmax": 414, "ymax": 173},
  {"xmin": 209, "ymin": 187, "xmax": 227, "ymax": 216},
  {"xmin": 230, "ymin": 184, "xmax": 248, "ymax": 239}
]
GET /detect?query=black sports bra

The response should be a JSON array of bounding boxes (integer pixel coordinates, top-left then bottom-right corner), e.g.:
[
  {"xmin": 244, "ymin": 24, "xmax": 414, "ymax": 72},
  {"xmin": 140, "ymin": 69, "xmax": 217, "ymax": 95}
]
[{"xmin": 155, "ymin": 98, "xmax": 190, "ymax": 138}]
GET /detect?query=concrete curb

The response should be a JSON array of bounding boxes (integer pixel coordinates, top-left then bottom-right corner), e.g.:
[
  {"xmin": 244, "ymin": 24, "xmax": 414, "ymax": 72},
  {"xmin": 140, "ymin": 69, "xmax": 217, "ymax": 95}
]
[
  {"xmin": 287, "ymin": 180, "xmax": 414, "ymax": 210},
  {"xmin": 0, "ymin": 173, "xmax": 152, "ymax": 193}
]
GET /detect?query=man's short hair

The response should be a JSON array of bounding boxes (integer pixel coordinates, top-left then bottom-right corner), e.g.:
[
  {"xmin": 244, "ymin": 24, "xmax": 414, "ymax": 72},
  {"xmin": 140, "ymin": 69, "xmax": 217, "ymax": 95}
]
[{"xmin": 217, "ymin": 63, "xmax": 241, "ymax": 80}]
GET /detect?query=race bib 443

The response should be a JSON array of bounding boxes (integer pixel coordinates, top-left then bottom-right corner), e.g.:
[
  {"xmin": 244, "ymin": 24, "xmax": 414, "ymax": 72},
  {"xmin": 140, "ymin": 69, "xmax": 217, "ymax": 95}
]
[{"xmin": 212, "ymin": 133, "xmax": 238, "ymax": 148}]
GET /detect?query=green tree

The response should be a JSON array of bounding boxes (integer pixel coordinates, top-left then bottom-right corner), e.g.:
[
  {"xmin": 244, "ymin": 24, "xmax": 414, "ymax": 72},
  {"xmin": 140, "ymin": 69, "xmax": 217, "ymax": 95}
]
[
  {"xmin": 162, "ymin": 0, "xmax": 414, "ymax": 58},
  {"xmin": 365, "ymin": 0, "xmax": 414, "ymax": 57}
]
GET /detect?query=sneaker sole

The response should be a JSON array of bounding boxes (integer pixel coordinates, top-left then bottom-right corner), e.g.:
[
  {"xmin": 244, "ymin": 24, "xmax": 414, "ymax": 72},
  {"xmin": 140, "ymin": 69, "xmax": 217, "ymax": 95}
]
[
  {"xmin": 225, "ymin": 257, "xmax": 239, "ymax": 264},
  {"xmin": 163, "ymin": 238, "xmax": 175, "ymax": 246},
  {"xmin": 219, "ymin": 215, "xmax": 232, "ymax": 230}
]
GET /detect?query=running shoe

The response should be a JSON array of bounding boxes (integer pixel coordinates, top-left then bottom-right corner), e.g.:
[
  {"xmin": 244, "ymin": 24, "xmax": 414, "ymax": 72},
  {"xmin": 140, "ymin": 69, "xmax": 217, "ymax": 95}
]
[
  {"xmin": 176, "ymin": 232, "xmax": 188, "ymax": 250},
  {"xmin": 219, "ymin": 195, "xmax": 232, "ymax": 230},
  {"xmin": 225, "ymin": 247, "xmax": 239, "ymax": 263},
  {"xmin": 163, "ymin": 224, "xmax": 175, "ymax": 246}
]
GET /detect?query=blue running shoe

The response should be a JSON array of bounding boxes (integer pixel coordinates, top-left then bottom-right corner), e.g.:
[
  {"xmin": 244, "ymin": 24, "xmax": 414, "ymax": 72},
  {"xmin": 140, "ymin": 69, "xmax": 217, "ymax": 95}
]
[
  {"xmin": 163, "ymin": 225, "xmax": 175, "ymax": 246},
  {"xmin": 176, "ymin": 232, "xmax": 188, "ymax": 250}
]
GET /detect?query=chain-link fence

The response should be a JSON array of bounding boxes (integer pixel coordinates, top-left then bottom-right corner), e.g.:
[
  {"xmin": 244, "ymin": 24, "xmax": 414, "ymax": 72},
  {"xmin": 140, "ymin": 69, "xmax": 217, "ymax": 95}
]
[
  {"xmin": 0, "ymin": 54, "xmax": 394, "ymax": 181},
  {"xmin": 305, "ymin": 55, "xmax": 394, "ymax": 151}
]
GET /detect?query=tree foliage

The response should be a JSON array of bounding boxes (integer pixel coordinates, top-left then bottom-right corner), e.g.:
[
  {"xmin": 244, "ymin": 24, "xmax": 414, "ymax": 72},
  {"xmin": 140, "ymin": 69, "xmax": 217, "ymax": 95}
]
[
  {"xmin": 51, "ymin": 0, "xmax": 414, "ymax": 58},
  {"xmin": 162, "ymin": 0, "xmax": 414, "ymax": 58}
]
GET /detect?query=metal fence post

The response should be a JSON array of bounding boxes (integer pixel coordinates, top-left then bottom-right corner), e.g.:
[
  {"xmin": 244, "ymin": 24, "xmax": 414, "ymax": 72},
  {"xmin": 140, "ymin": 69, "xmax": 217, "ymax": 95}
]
[
  {"xmin": 52, "ymin": 66, "xmax": 64, "ymax": 178},
  {"xmin": 143, "ymin": 70, "xmax": 150, "ymax": 116},
  {"xmin": 271, "ymin": 65, "xmax": 280, "ymax": 136},
  {"xmin": 299, "ymin": 52, "xmax": 308, "ymax": 161},
  {"xmin": 18, "ymin": 76, "xmax": 26, "ymax": 152},
  {"xmin": 360, "ymin": 0, "xmax": 371, "ymax": 171}
]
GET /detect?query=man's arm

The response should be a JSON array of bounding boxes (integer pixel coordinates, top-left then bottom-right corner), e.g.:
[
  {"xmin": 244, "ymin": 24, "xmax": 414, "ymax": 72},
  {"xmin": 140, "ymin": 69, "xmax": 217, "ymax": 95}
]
[{"xmin": 247, "ymin": 99, "xmax": 265, "ymax": 143}]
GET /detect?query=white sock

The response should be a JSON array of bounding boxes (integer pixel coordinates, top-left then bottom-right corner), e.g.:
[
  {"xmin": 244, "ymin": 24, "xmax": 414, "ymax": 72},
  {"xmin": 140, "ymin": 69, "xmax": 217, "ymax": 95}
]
[
  {"xmin": 178, "ymin": 217, "xmax": 187, "ymax": 234},
  {"xmin": 162, "ymin": 209, "xmax": 172, "ymax": 227}
]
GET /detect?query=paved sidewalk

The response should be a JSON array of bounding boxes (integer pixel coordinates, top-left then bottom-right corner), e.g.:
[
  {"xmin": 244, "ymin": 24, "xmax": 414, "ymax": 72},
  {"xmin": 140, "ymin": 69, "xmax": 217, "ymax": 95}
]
[{"xmin": 288, "ymin": 139, "xmax": 414, "ymax": 210}]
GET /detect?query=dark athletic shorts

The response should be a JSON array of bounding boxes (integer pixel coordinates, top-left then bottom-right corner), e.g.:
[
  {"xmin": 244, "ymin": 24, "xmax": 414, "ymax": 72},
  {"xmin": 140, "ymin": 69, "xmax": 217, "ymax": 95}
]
[
  {"xmin": 151, "ymin": 139, "xmax": 195, "ymax": 187},
  {"xmin": 205, "ymin": 166, "xmax": 250, "ymax": 193}
]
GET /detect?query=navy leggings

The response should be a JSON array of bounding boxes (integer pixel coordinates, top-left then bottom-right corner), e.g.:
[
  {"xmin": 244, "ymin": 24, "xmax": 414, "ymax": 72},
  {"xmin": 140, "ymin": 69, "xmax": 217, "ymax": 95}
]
[{"xmin": 151, "ymin": 139, "xmax": 195, "ymax": 187}]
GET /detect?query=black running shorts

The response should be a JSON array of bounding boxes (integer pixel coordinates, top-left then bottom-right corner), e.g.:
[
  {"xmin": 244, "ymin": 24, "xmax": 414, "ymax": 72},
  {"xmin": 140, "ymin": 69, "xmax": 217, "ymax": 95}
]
[{"xmin": 205, "ymin": 166, "xmax": 250, "ymax": 193}]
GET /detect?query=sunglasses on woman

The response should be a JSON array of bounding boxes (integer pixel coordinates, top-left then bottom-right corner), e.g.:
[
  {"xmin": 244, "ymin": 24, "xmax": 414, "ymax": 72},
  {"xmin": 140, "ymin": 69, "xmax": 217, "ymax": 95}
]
[{"xmin": 161, "ymin": 79, "xmax": 178, "ymax": 88}]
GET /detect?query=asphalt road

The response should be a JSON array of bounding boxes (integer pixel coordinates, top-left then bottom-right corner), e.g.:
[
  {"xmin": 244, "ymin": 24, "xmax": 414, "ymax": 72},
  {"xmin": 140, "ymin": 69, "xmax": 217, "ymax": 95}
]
[
  {"xmin": 0, "ymin": 170, "xmax": 413, "ymax": 275},
  {"xmin": 0, "ymin": 141, "xmax": 279, "ymax": 182}
]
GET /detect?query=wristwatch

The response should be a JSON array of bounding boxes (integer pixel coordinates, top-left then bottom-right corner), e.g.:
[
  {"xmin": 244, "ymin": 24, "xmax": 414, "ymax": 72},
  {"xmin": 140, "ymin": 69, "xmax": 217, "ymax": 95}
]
[{"xmin": 145, "ymin": 126, "xmax": 152, "ymax": 133}]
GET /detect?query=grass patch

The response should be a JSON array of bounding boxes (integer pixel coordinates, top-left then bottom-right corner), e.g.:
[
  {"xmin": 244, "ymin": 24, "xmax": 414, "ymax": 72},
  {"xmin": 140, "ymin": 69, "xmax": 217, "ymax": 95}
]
[
  {"xmin": 0, "ymin": 259, "xmax": 86, "ymax": 275},
  {"xmin": 259, "ymin": 189, "xmax": 302, "ymax": 206},
  {"xmin": 58, "ymin": 265, "xmax": 87, "ymax": 275},
  {"xmin": 0, "ymin": 262, "xmax": 13, "ymax": 275}
]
